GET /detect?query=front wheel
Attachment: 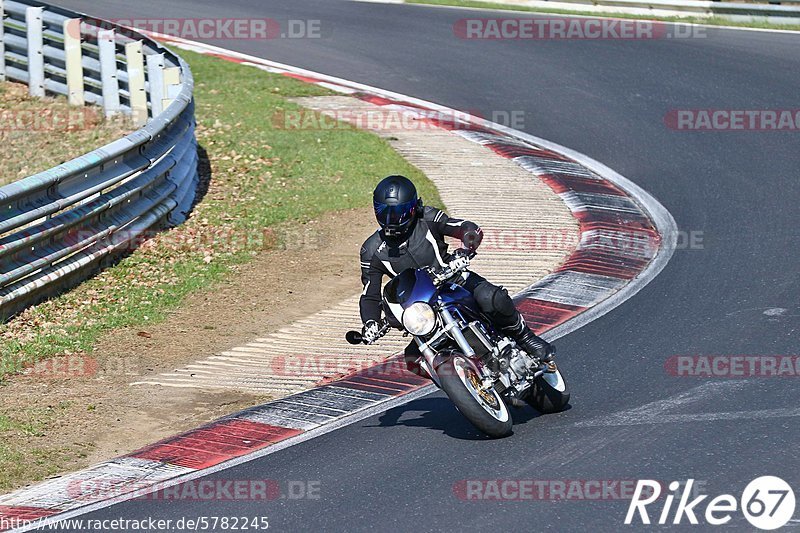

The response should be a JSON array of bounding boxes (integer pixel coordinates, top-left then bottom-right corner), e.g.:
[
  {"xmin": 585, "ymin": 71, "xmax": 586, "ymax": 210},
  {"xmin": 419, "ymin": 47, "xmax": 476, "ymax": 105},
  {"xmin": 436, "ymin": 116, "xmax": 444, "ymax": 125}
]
[
  {"xmin": 439, "ymin": 355, "xmax": 512, "ymax": 438},
  {"xmin": 526, "ymin": 362, "xmax": 570, "ymax": 414}
]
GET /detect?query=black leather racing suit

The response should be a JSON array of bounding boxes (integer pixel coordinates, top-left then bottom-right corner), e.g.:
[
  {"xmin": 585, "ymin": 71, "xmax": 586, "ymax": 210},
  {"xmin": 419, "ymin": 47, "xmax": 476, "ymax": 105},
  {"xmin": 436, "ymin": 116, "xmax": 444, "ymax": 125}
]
[{"xmin": 359, "ymin": 206, "xmax": 528, "ymax": 345}]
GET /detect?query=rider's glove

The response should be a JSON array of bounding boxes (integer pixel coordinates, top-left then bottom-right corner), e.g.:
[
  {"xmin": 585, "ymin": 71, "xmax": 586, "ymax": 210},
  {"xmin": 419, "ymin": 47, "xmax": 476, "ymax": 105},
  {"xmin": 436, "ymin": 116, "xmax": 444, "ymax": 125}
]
[
  {"xmin": 362, "ymin": 320, "xmax": 381, "ymax": 344},
  {"xmin": 462, "ymin": 228, "xmax": 483, "ymax": 252},
  {"xmin": 447, "ymin": 252, "xmax": 471, "ymax": 274}
]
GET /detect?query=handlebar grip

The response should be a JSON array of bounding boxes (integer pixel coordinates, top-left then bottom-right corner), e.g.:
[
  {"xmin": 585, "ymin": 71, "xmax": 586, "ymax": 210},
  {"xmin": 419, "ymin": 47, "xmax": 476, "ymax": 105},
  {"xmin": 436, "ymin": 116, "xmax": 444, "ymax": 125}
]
[{"xmin": 346, "ymin": 331, "xmax": 364, "ymax": 345}]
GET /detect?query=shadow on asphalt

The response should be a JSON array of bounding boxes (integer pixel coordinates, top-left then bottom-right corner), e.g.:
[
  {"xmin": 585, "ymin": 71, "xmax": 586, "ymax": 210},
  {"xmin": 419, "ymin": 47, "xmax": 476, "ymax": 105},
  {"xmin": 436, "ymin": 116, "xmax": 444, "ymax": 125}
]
[{"xmin": 370, "ymin": 396, "xmax": 567, "ymax": 440}]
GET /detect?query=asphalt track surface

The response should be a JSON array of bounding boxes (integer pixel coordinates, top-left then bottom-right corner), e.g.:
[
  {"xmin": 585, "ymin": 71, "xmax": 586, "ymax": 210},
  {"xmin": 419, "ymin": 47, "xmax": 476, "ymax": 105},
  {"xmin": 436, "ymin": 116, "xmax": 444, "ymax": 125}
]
[{"xmin": 45, "ymin": 1, "xmax": 800, "ymax": 530}]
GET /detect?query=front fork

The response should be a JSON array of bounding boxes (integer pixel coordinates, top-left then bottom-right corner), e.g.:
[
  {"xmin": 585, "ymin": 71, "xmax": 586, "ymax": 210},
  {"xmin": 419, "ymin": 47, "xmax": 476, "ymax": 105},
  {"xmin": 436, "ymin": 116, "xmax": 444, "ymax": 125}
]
[
  {"xmin": 415, "ymin": 304, "xmax": 557, "ymax": 401},
  {"xmin": 414, "ymin": 304, "xmax": 489, "ymax": 390}
]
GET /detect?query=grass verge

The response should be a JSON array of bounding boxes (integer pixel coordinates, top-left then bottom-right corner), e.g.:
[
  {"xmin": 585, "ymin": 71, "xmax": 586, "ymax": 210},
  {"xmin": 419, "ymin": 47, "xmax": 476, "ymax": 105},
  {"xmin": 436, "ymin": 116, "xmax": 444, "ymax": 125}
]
[
  {"xmin": 0, "ymin": 404, "xmax": 85, "ymax": 492},
  {"xmin": 408, "ymin": 0, "xmax": 800, "ymax": 31},
  {"xmin": 0, "ymin": 49, "xmax": 440, "ymax": 488}
]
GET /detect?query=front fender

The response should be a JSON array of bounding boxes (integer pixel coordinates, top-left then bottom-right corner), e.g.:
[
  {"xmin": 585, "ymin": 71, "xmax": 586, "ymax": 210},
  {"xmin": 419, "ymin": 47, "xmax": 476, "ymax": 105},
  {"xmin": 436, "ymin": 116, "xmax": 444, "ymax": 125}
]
[{"xmin": 431, "ymin": 348, "xmax": 478, "ymax": 375}]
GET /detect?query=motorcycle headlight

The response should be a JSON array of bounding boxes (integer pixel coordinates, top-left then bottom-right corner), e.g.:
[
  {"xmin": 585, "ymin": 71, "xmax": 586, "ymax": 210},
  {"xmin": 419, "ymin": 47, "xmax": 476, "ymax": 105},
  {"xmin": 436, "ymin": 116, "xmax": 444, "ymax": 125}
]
[{"xmin": 402, "ymin": 302, "xmax": 437, "ymax": 336}]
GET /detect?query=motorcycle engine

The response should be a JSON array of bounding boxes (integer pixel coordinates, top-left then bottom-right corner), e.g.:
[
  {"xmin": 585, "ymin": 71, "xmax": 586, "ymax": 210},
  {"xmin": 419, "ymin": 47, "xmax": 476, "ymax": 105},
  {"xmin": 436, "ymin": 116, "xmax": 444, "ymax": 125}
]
[
  {"xmin": 508, "ymin": 349, "xmax": 531, "ymax": 380},
  {"xmin": 480, "ymin": 337, "xmax": 536, "ymax": 398},
  {"xmin": 488, "ymin": 339, "xmax": 531, "ymax": 390}
]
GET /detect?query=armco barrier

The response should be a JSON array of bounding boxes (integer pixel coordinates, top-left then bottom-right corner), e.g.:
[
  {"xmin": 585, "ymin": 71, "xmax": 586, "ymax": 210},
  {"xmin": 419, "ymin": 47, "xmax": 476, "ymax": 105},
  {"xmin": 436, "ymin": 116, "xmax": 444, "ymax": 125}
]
[{"xmin": 0, "ymin": 0, "xmax": 199, "ymax": 321}]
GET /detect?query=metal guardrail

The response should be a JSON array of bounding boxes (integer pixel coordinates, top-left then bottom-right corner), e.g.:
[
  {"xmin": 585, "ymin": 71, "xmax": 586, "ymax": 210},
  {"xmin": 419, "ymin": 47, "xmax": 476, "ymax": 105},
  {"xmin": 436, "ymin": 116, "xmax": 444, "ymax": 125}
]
[{"xmin": 0, "ymin": 0, "xmax": 199, "ymax": 321}]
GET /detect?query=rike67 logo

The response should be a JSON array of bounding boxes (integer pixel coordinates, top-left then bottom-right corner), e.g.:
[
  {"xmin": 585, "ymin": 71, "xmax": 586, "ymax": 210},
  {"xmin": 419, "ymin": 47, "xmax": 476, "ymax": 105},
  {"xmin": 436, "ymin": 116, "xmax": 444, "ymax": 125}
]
[{"xmin": 626, "ymin": 477, "xmax": 796, "ymax": 530}]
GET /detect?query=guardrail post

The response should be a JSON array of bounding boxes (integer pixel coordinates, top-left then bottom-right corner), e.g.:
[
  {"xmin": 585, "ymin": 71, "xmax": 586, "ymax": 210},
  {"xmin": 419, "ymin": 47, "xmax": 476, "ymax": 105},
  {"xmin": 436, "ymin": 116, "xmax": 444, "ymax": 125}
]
[
  {"xmin": 125, "ymin": 41, "xmax": 148, "ymax": 126},
  {"xmin": 0, "ymin": 0, "xmax": 6, "ymax": 82},
  {"xmin": 98, "ymin": 29, "xmax": 120, "ymax": 117},
  {"xmin": 146, "ymin": 53, "xmax": 165, "ymax": 117},
  {"xmin": 63, "ymin": 18, "xmax": 85, "ymax": 106},
  {"xmin": 26, "ymin": 7, "xmax": 45, "ymax": 97},
  {"xmin": 163, "ymin": 66, "xmax": 181, "ymax": 111}
]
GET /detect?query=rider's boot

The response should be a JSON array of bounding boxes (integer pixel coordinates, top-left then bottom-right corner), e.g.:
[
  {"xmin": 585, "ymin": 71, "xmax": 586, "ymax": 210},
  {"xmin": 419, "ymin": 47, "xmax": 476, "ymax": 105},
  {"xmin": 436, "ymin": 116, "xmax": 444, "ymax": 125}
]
[
  {"xmin": 470, "ymin": 278, "xmax": 556, "ymax": 361},
  {"xmin": 503, "ymin": 316, "xmax": 555, "ymax": 362}
]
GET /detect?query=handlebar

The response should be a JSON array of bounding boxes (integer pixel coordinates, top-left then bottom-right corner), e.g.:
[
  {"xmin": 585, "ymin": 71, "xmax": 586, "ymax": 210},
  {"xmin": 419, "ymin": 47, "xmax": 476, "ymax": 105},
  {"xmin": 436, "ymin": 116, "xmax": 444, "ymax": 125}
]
[
  {"xmin": 345, "ymin": 250, "xmax": 476, "ymax": 345},
  {"xmin": 428, "ymin": 249, "xmax": 476, "ymax": 285}
]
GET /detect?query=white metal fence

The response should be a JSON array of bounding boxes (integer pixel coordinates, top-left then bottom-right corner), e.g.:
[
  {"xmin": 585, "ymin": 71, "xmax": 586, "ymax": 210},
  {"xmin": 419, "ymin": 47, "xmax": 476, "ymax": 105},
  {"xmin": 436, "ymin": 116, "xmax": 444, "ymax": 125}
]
[{"xmin": 0, "ymin": 0, "xmax": 199, "ymax": 320}]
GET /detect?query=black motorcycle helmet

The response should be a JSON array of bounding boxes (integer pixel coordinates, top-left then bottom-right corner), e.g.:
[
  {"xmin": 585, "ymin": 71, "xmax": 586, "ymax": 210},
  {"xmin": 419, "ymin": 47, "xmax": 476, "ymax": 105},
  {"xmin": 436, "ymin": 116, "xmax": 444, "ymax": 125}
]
[{"xmin": 373, "ymin": 175, "xmax": 422, "ymax": 239}]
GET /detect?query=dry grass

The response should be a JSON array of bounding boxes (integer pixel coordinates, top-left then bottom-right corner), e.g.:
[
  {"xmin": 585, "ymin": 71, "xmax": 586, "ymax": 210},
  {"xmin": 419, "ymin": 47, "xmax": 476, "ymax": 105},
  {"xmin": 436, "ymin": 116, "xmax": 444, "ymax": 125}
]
[{"xmin": 0, "ymin": 82, "xmax": 132, "ymax": 187}]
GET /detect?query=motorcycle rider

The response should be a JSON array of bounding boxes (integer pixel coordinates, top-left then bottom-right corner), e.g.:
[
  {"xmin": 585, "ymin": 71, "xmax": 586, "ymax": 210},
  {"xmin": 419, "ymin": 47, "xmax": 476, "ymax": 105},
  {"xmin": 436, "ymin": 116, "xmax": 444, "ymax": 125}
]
[{"xmin": 359, "ymin": 175, "xmax": 555, "ymax": 369}]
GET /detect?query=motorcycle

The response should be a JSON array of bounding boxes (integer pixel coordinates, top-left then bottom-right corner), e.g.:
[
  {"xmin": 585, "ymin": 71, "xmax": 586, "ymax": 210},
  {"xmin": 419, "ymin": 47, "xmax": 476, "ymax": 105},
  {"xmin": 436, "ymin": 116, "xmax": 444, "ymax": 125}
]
[{"xmin": 346, "ymin": 250, "xmax": 569, "ymax": 438}]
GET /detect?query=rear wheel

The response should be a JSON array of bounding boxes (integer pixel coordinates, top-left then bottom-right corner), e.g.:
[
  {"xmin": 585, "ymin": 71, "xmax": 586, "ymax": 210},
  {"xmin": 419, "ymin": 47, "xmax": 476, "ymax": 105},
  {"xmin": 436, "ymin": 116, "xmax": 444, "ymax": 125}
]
[
  {"xmin": 525, "ymin": 361, "xmax": 570, "ymax": 414},
  {"xmin": 439, "ymin": 355, "xmax": 512, "ymax": 438}
]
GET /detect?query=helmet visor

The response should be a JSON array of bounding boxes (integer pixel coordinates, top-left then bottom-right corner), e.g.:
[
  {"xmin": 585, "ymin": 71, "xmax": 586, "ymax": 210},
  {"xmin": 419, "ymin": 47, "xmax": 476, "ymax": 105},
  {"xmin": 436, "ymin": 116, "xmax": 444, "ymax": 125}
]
[{"xmin": 374, "ymin": 199, "xmax": 417, "ymax": 235}]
